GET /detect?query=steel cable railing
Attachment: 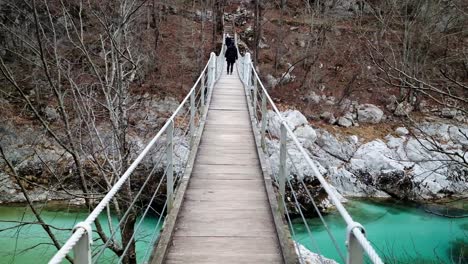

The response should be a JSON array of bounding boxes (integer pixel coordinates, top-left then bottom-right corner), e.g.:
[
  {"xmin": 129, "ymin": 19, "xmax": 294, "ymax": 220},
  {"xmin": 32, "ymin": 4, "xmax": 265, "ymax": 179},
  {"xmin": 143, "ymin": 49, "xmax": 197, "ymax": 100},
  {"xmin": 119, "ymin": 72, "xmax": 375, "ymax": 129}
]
[
  {"xmin": 234, "ymin": 33, "xmax": 384, "ymax": 264},
  {"xmin": 49, "ymin": 48, "xmax": 221, "ymax": 264}
]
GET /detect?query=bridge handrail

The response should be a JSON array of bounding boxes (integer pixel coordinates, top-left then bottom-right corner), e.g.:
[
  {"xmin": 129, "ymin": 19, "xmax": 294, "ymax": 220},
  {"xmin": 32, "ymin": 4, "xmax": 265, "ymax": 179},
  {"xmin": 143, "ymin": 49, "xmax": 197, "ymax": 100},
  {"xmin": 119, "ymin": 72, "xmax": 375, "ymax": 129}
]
[
  {"xmin": 49, "ymin": 51, "xmax": 221, "ymax": 264},
  {"xmin": 234, "ymin": 34, "xmax": 384, "ymax": 264}
]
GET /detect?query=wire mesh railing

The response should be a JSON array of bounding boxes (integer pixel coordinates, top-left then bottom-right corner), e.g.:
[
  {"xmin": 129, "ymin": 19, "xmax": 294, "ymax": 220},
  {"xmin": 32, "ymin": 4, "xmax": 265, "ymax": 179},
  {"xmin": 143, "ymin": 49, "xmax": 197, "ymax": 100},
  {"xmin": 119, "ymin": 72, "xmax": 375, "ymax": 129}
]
[
  {"xmin": 49, "ymin": 49, "xmax": 223, "ymax": 264},
  {"xmin": 234, "ymin": 34, "xmax": 384, "ymax": 264}
]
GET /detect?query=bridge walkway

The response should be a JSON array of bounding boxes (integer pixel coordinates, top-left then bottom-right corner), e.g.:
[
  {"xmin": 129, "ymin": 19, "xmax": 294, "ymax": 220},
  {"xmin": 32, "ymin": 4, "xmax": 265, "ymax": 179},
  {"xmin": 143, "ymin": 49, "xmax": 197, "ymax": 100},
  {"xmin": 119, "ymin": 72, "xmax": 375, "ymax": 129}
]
[{"xmin": 163, "ymin": 67, "xmax": 283, "ymax": 263}]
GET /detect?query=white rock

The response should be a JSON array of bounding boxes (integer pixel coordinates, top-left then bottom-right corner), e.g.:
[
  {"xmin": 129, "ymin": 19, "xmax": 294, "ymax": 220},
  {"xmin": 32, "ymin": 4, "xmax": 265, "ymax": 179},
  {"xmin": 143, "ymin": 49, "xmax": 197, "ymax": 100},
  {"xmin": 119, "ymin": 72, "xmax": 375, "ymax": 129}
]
[
  {"xmin": 395, "ymin": 127, "xmax": 409, "ymax": 136},
  {"xmin": 349, "ymin": 140, "xmax": 409, "ymax": 172},
  {"xmin": 267, "ymin": 139, "xmax": 327, "ymax": 180},
  {"xmin": 357, "ymin": 104, "xmax": 383, "ymax": 124},
  {"xmin": 441, "ymin": 108, "xmax": 457, "ymax": 118},
  {"xmin": 328, "ymin": 167, "xmax": 390, "ymax": 198},
  {"xmin": 266, "ymin": 74, "xmax": 278, "ymax": 88},
  {"xmin": 337, "ymin": 116, "xmax": 353, "ymax": 127},
  {"xmin": 295, "ymin": 242, "xmax": 339, "ymax": 264},
  {"xmin": 294, "ymin": 125, "xmax": 317, "ymax": 148},
  {"xmin": 394, "ymin": 101, "xmax": 413, "ymax": 116},
  {"xmin": 284, "ymin": 110, "xmax": 308, "ymax": 130},
  {"xmin": 320, "ymin": 112, "xmax": 336, "ymax": 124}
]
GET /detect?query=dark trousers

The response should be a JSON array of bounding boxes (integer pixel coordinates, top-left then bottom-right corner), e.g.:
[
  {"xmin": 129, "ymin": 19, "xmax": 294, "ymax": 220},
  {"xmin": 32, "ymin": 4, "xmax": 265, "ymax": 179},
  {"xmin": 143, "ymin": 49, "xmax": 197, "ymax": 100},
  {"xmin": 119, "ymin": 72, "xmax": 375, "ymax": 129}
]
[{"xmin": 227, "ymin": 62, "xmax": 234, "ymax": 74}]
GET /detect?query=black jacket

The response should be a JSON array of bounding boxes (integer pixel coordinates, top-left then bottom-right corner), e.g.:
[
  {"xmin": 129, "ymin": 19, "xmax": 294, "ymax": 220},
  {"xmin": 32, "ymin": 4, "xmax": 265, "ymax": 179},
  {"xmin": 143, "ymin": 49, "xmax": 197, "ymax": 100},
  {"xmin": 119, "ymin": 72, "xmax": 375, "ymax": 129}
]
[
  {"xmin": 225, "ymin": 37, "xmax": 233, "ymax": 47},
  {"xmin": 225, "ymin": 46, "xmax": 238, "ymax": 63}
]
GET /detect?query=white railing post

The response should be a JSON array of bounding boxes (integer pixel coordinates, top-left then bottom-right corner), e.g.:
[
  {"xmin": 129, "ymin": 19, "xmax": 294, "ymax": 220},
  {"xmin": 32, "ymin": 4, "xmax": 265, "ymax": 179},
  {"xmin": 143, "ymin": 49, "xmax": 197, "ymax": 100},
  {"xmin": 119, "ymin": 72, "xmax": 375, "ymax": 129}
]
[
  {"xmin": 260, "ymin": 92, "xmax": 267, "ymax": 150},
  {"xmin": 347, "ymin": 224, "xmax": 365, "ymax": 264},
  {"xmin": 167, "ymin": 119, "xmax": 174, "ymax": 213},
  {"xmin": 190, "ymin": 91, "xmax": 195, "ymax": 148},
  {"xmin": 201, "ymin": 72, "xmax": 205, "ymax": 109},
  {"xmin": 73, "ymin": 223, "xmax": 92, "ymax": 264},
  {"xmin": 209, "ymin": 52, "xmax": 216, "ymax": 87},
  {"xmin": 279, "ymin": 123, "xmax": 287, "ymax": 215},
  {"xmin": 244, "ymin": 53, "xmax": 251, "ymax": 84},
  {"xmin": 253, "ymin": 72, "xmax": 258, "ymax": 114}
]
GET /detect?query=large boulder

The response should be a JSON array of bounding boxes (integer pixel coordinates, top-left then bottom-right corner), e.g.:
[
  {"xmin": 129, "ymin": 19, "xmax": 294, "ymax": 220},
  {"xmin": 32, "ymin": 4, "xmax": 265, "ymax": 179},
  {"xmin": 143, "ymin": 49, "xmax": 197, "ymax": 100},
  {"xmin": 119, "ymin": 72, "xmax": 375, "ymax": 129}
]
[
  {"xmin": 294, "ymin": 125, "xmax": 317, "ymax": 148},
  {"xmin": 357, "ymin": 104, "xmax": 383, "ymax": 124},
  {"xmin": 267, "ymin": 139, "xmax": 327, "ymax": 180},
  {"xmin": 328, "ymin": 167, "xmax": 390, "ymax": 197},
  {"xmin": 337, "ymin": 113, "xmax": 354, "ymax": 127},
  {"xmin": 266, "ymin": 109, "xmax": 309, "ymax": 138}
]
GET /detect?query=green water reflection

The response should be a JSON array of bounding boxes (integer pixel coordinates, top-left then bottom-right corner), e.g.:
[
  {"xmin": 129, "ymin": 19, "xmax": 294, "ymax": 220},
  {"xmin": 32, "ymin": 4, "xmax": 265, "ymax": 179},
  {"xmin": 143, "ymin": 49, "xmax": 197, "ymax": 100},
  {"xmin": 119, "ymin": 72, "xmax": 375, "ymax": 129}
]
[
  {"xmin": 0, "ymin": 205, "xmax": 161, "ymax": 264},
  {"xmin": 292, "ymin": 200, "xmax": 468, "ymax": 264}
]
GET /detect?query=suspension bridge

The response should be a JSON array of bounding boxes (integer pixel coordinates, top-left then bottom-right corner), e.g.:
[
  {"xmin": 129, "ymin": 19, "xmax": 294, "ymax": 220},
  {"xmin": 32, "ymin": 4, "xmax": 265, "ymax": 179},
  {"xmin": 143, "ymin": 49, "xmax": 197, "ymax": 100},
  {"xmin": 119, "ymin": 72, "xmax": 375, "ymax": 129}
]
[{"xmin": 48, "ymin": 30, "xmax": 384, "ymax": 264}]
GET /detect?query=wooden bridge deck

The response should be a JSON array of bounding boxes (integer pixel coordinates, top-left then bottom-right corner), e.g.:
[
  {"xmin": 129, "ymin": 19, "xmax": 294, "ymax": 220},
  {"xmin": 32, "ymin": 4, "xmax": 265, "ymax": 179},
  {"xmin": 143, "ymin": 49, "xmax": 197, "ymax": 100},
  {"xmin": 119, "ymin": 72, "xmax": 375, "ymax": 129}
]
[{"xmin": 164, "ymin": 68, "xmax": 283, "ymax": 263}]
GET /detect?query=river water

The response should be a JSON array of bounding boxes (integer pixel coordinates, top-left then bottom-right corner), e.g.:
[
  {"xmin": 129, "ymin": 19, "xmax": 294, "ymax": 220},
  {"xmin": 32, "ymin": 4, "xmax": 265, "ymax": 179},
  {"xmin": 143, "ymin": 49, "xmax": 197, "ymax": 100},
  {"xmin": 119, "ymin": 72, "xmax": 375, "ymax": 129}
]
[
  {"xmin": 0, "ymin": 200, "xmax": 466, "ymax": 263},
  {"xmin": 293, "ymin": 199, "xmax": 467, "ymax": 264},
  {"xmin": 0, "ymin": 205, "xmax": 162, "ymax": 264}
]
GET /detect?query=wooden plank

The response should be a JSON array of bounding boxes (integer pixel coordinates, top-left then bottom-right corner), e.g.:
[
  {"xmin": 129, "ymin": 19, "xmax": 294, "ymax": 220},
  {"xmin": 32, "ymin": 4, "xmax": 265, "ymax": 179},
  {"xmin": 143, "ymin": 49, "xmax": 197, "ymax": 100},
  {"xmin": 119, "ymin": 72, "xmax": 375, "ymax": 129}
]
[
  {"xmin": 166, "ymin": 237, "xmax": 282, "ymax": 264},
  {"xmin": 168, "ymin": 237, "xmax": 281, "ymax": 254},
  {"xmin": 185, "ymin": 188, "xmax": 267, "ymax": 201},
  {"xmin": 196, "ymin": 156, "xmax": 259, "ymax": 166},
  {"xmin": 188, "ymin": 179, "xmax": 265, "ymax": 189},
  {"xmin": 192, "ymin": 164, "xmax": 262, "ymax": 174},
  {"xmin": 173, "ymin": 210, "xmax": 276, "ymax": 237},
  {"xmin": 166, "ymin": 254, "xmax": 282, "ymax": 264},
  {"xmin": 181, "ymin": 199, "xmax": 270, "ymax": 211},
  {"xmin": 195, "ymin": 151, "xmax": 258, "ymax": 159}
]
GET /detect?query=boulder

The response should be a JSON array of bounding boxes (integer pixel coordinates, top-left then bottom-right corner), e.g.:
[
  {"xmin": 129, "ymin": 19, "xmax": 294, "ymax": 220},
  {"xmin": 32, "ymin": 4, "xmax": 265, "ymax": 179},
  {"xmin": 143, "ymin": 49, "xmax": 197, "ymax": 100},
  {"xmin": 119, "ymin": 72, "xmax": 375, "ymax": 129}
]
[
  {"xmin": 441, "ymin": 108, "xmax": 458, "ymax": 118},
  {"xmin": 294, "ymin": 125, "xmax": 317, "ymax": 148},
  {"xmin": 357, "ymin": 104, "xmax": 383, "ymax": 124},
  {"xmin": 337, "ymin": 113, "xmax": 354, "ymax": 128},
  {"xmin": 394, "ymin": 101, "xmax": 413, "ymax": 116},
  {"xmin": 385, "ymin": 95, "xmax": 398, "ymax": 111},
  {"xmin": 266, "ymin": 74, "xmax": 278, "ymax": 88},
  {"xmin": 350, "ymin": 139, "xmax": 409, "ymax": 172},
  {"xmin": 328, "ymin": 167, "xmax": 390, "ymax": 197},
  {"xmin": 295, "ymin": 242, "xmax": 339, "ymax": 264},
  {"xmin": 315, "ymin": 130, "xmax": 359, "ymax": 165},
  {"xmin": 284, "ymin": 110, "xmax": 308, "ymax": 130},
  {"xmin": 395, "ymin": 127, "xmax": 409, "ymax": 136},
  {"xmin": 267, "ymin": 139, "xmax": 327, "ymax": 180},
  {"xmin": 320, "ymin": 111, "xmax": 336, "ymax": 124},
  {"xmin": 266, "ymin": 110, "xmax": 309, "ymax": 138}
]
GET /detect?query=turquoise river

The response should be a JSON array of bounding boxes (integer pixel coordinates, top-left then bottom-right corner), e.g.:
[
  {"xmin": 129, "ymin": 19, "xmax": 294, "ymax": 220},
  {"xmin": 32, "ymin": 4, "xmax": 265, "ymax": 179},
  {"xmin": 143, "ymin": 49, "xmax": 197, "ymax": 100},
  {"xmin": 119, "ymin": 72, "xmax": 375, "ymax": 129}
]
[
  {"xmin": 0, "ymin": 200, "xmax": 466, "ymax": 263},
  {"xmin": 293, "ymin": 200, "xmax": 467, "ymax": 264}
]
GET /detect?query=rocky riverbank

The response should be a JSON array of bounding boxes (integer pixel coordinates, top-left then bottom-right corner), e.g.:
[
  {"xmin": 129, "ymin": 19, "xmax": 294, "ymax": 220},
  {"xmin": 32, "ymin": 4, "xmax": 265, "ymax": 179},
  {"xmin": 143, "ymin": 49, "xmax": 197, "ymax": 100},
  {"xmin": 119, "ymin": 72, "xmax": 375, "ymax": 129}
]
[
  {"xmin": 0, "ymin": 96, "xmax": 190, "ymax": 204},
  {"xmin": 263, "ymin": 109, "xmax": 468, "ymax": 205}
]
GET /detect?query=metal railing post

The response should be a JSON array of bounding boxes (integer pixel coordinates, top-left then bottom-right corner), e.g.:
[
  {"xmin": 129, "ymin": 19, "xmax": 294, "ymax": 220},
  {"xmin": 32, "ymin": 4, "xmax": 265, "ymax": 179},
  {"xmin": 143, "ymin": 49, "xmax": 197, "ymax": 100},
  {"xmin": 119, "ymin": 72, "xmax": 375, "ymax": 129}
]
[
  {"xmin": 190, "ymin": 91, "xmax": 195, "ymax": 148},
  {"xmin": 279, "ymin": 123, "xmax": 287, "ymax": 215},
  {"xmin": 260, "ymin": 92, "xmax": 267, "ymax": 150},
  {"xmin": 209, "ymin": 52, "xmax": 216, "ymax": 87},
  {"xmin": 244, "ymin": 53, "xmax": 251, "ymax": 84},
  {"xmin": 347, "ymin": 224, "xmax": 365, "ymax": 264},
  {"xmin": 253, "ymin": 72, "xmax": 258, "ymax": 114},
  {"xmin": 73, "ymin": 223, "xmax": 92, "ymax": 264},
  {"xmin": 167, "ymin": 120, "xmax": 174, "ymax": 213},
  {"xmin": 201, "ymin": 72, "xmax": 205, "ymax": 108}
]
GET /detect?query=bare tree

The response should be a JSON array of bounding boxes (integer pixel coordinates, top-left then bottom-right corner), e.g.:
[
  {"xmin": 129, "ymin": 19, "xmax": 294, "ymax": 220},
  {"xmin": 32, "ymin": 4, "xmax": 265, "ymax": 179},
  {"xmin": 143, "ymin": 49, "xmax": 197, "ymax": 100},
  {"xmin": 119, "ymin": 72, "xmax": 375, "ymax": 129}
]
[{"xmin": 0, "ymin": 0, "xmax": 152, "ymax": 262}]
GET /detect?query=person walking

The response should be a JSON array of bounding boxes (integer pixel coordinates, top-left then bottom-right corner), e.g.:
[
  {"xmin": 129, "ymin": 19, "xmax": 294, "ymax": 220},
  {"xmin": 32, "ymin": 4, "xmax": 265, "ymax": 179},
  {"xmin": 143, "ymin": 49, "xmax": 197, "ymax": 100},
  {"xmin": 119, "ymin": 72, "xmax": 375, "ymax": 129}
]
[
  {"xmin": 225, "ymin": 34, "xmax": 232, "ymax": 47},
  {"xmin": 224, "ymin": 44, "xmax": 238, "ymax": 75}
]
